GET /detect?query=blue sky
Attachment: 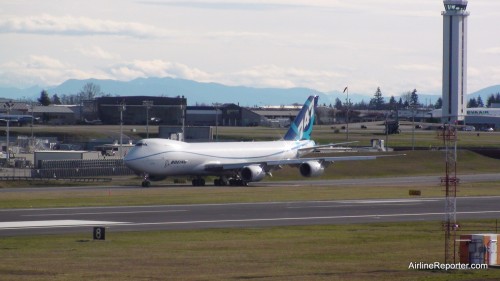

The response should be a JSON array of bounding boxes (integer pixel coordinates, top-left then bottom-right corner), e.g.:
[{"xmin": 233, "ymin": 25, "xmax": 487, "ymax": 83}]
[{"xmin": 1, "ymin": 0, "xmax": 499, "ymax": 97}]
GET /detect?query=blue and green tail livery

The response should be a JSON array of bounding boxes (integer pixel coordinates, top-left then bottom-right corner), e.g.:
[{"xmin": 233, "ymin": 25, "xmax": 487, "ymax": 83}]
[{"xmin": 283, "ymin": 95, "xmax": 318, "ymax": 141}]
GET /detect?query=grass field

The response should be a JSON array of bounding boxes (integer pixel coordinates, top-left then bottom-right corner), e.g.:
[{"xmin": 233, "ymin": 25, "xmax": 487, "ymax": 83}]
[
  {"xmin": 2, "ymin": 181, "xmax": 500, "ymax": 209},
  {"xmin": 2, "ymin": 221, "xmax": 500, "ymax": 281}
]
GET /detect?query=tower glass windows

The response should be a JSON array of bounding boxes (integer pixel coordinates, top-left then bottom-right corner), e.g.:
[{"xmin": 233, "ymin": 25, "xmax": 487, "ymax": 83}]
[{"xmin": 445, "ymin": 4, "xmax": 467, "ymax": 11}]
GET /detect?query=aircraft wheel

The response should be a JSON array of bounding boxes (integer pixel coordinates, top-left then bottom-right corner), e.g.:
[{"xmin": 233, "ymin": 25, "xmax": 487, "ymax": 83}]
[
  {"xmin": 141, "ymin": 180, "xmax": 151, "ymax": 187},
  {"xmin": 192, "ymin": 178, "xmax": 206, "ymax": 186}
]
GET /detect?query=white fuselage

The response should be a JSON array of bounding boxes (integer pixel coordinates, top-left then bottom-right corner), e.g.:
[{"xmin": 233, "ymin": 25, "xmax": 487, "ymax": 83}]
[{"xmin": 123, "ymin": 138, "xmax": 315, "ymax": 176}]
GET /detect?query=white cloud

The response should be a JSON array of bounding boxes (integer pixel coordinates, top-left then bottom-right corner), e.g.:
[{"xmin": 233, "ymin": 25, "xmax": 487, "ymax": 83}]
[
  {"xmin": 107, "ymin": 60, "xmax": 346, "ymax": 91},
  {"xmin": 228, "ymin": 64, "xmax": 345, "ymax": 90},
  {"xmin": 481, "ymin": 47, "xmax": 500, "ymax": 55},
  {"xmin": 205, "ymin": 31, "xmax": 271, "ymax": 41},
  {"xmin": 394, "ymin": 64, "xmax": 440, "ymax": 72},
  {"xmin": 77, "ymin": 46, "xmax": 120, "ymax": 60},
  {"xmin": 0, "ymin": 55, "xmax": 110, "ymax": 87},
  {"xmin": 109, "ymin": 60, "xmax": 212, "ymax": 81},
  {"xmin": 0, "ymin": 14, "xmax": 173, "ymax": 38}
]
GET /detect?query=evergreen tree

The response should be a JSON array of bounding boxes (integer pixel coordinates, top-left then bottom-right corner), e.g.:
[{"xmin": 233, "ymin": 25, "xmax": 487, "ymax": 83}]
[
  {"xmin": 435, "ymin": 97, "xmax": 442, "ymax": 109},
  {"xmin": 334, "ymin": 98, "xmax": 343, "ymax": 109},
  {"xmin": 369, "ymin": 87, "xmax": 385, "ymax": 109},
  {"xmin": 389, "ymin": 96, "xmax": 397, "ymax": 108},
  {"xmin": 52, "ymin": 94, "xmax": 62, "ymax": 105},
  {"xmin": 410, "ymin": 89, "xmax": 419, "ymax": 107},
  {"xmin": 467, "ymin": 98, "xmax": 478, "ymax": 108},
  {"xmin": 477, "ymin": 96, "xmax": 484, "ymax": 107},
  {"xmin": 38, "ymin": 90, "xmax": 51, "ymax": 106},
  {"xmin": 398, "ymin": 97, "xmax": 403, "ymax": 108},
  {"xmin": 487, "ymin": 94, "xmax": 496, "ymax": 107}
]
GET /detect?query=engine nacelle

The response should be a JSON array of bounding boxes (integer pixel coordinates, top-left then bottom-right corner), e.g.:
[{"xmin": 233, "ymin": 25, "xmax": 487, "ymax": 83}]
[
  {"xmin": 299, "ymin": 161, "xmax": 325, "ymax": 177},
  {"xmin": 240, "ymin": 165, "xmax": 266, "ymax": 182}
]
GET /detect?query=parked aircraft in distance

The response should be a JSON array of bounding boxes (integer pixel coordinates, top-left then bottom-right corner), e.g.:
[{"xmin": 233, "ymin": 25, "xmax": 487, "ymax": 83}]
[
  {"xmin": 124, "ymin": 95, "xmax": 383, "ymax": 187},
  {"xmin": 84, "ymin": 118, "xmax": 103, "ymax": 125},
  {"xmin": 0, "ymin": 114, "xmax": 36, "ymax": 126}
]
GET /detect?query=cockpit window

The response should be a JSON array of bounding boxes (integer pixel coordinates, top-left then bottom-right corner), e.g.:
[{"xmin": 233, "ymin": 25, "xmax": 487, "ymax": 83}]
[{"xmin": 135, "ymin": 142, "xmax": 147, "ymax": 147}]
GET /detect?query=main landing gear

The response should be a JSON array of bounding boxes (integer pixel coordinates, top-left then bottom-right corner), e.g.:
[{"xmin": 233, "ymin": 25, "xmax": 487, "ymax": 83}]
[
  {"xmin": 213, "ymin": 177, "xmax": 247, "ymax": 186},
  {"xmin": 192, "ymin": 178, "xmax": 206, "ymax": 186}
]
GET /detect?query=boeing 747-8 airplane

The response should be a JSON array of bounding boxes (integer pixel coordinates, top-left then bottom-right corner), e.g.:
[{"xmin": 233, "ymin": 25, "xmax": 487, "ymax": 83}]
[{"xmin": 124, "ymin": 95, "xmax": 380, "ymax": 187}]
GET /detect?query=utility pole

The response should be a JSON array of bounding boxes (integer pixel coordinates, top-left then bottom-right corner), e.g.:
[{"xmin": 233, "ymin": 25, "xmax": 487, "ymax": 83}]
[
  {"xmin": 344, "ymin": 86, "xmax": 349, "ymax": 141},
  {"xmin": 119, "ymin": 100, "xmax": 126, "ymax": 158},
  {"xmin": 213, "ymin": 103, "xmax": 220, "ymax": 141},
  {"xmin": 412, "ymin": 106, "xmax": 415, "ymax": 150},
  {"xmin": 3, "ymin": 101, "xmax": 14, "ymax": 165},
  {"xmin": 142, "ymin": 100, "xmax": 153, "ymax": 138}
]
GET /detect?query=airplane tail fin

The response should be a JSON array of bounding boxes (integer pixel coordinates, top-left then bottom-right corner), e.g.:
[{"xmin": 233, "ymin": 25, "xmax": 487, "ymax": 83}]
[{"xmin": 283, "ymin": 95, "xmax": 318, "ymax": 141}]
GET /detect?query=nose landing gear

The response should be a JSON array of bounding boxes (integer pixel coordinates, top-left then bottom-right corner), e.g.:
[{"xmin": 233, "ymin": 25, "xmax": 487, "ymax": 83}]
[{"xmin": 141, "ymin": 173, "xmax": 151, "ymax": 187}]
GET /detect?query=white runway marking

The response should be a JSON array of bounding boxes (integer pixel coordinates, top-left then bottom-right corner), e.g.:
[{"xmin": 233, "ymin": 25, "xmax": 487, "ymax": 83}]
[
  {"xmin": 116, "ymin": 210, "xmax": 500, "ymax": 227},
  {"xmin": 23, "ymin": 210, "xmax": 187, "ymax": 217},
  {"xmin": 337, "ymin": 199, "xmax": 439, "ymax": 204},
  {"xmin": 0, "ymin": 220, "xmax": 126, "ymax": 229}
]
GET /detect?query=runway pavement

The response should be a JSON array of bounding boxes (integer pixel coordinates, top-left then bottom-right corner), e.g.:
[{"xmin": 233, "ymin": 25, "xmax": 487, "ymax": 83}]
[{"xmin": 1, "ymin": 196, "xmax": 500, "ymax": 236}]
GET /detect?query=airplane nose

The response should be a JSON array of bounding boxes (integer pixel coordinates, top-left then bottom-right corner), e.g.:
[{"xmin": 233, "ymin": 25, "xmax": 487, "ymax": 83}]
[{"xmin": 123, "ymin": 149, "xmax": 140, "ymax": 171}]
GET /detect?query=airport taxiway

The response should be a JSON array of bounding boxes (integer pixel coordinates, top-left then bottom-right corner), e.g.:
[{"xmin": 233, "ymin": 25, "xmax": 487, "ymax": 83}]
[
  {"xmin": 1, "ymin": 196, "xmax": 500, "ymax": 236},
  {"xmin": 1, "ymin": 173, "xmax": 500, "ymax": 193}
]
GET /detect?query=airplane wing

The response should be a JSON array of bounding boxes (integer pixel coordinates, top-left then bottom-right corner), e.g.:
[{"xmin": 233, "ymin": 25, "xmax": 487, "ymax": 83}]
[
  {"xmin": 207, "ymin": 154, "xmax": 399, "ymax": 171},
  {"xmin": 297, "ymin": 141, "xmax": 358, "ymax": 153}
]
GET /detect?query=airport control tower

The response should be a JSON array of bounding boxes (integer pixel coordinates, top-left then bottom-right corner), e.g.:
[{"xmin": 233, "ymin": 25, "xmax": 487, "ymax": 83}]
[{"xmin": 442, "ymin": 0, "xmax": 469, "ymax": 123}]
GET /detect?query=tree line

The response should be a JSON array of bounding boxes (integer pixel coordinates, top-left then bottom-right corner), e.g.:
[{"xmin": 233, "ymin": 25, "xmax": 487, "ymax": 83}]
[
  {"xmin": 330, "ymin": 87, "xmax": 440, "ymax": 111},
  {"xmin": 36, "ymin": 83, "xmax": 105, "ymax": 106},
  {"xmin": 34, "ymin": 83, "xmax": 500, "ymax": 110},
  {"xmin": 467, "ymin": 93, "xmax": 500, "ymax": 108}
]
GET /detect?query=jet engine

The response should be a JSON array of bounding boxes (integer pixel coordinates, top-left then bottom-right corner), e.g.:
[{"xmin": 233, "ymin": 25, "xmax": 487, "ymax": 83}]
[
  {"xmin": 240, "ymin": 165, "xmax": 266, "ymax": 182},
  {"xmin": 299, "ymin": 161, "xmax": 325, "ymax": 177}
]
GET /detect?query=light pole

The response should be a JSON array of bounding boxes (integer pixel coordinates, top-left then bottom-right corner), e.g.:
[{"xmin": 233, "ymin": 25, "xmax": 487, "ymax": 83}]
[
  {"xmin": 142, "ymin": 100, "xmax": 153, "ymax": 138},
  {"xmin": 181, "ymin": 103, "xmax": 185, "ymax": 141},
  {"xmin": 411, "ymin": 105, "xmax": 415, "ymax": 150},
  {"xmin": 343, "ymin": 86, "xmax": 349, "ymax": 141},
  {"xmin": 119, "ymin": 100, "xmax": 126, "ymax": 158},
  {"xmin": 213, "ymin": 103, "xmax": 220, "ymax": 141},
  {"xmin": 29, "ymin": 102, "xmax": 34, "ymax": 150},
  {"xmin": 3, "ymin": 101, "xmax": 14, "ymax": 165}
]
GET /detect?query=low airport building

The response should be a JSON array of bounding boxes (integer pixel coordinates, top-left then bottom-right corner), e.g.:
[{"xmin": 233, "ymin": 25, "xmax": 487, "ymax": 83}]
[
  {"xmin": 429, "ymin": 106, "xmax": 500, "ymax": 130},
  {"xmin": 187, "ymin": 104, "xmax": 262, "ymax": 127},
  {"xmin": 94, "ymin": 96, "xmax": 187, "ymax": 125}
]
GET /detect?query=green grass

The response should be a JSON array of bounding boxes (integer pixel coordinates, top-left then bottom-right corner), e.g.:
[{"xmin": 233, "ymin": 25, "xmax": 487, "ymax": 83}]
[
  {"xmin": 1, "ymin": 220, "xmax": 500, "ymax": 281},
  {"xmin": 268, "ymin": 150, "xmax": 500, "ymax": 181},
  {"xmin": 2, "ymin": 180, "xmax": 500, "ymax": 209}
]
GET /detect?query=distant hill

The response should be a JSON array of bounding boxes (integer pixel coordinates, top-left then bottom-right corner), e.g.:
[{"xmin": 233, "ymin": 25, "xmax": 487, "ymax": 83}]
[
  {"xmin": 467, "ymin": 85, "xmax": 500, "ymax": 100},
  {"xmin": 0, "ymin": 77, "xmax": 498, "ymax": 106},
  {"xmin": 51, "ymin": 77, "xmax": 327, "ymax": 106}
]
